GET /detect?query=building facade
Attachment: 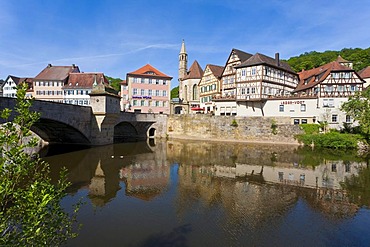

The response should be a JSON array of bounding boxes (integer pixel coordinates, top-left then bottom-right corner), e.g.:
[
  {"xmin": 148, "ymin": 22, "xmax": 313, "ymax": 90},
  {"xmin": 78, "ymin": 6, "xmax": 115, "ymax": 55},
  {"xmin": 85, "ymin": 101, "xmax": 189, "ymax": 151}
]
[
  {"xmin": 126, "ymin": 64, "xmax": 172, "ymax": 114},
  {"xmin": 220, "ymin": 49, "xmax": 253, "ymax": 98},
  {"xmin": 120, "ymin": 80, "xmax": 129, "ymax": 111},
  {"xmin": 2, "ymin": 76, "xmax": 33, "ymax": 98},
  {"xmin": 33, "ymin": 64, "xmax": 80, "ymax": 103},
  {"xmin": 214, "ymin": 57, "xmax": 365, "ymax": 129},
  {"xmin": 199, "ymin": 64, "xmax": 224, "ymax": 114}
]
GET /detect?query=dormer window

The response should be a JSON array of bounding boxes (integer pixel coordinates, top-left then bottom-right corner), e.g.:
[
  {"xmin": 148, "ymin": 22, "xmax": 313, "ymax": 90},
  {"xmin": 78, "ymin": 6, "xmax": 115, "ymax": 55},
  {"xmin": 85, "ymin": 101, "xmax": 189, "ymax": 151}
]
[{"xmin": 145, "ymin": 71, "xmax": 155, "ymax": 75}]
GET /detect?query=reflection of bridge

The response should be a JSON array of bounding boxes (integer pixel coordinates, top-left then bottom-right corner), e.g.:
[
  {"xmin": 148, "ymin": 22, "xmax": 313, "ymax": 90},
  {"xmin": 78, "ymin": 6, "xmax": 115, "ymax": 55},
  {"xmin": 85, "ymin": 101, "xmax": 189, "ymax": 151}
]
[{"xmin": 0, "ymin": 94, "xmax": 167, "ymax": 145}]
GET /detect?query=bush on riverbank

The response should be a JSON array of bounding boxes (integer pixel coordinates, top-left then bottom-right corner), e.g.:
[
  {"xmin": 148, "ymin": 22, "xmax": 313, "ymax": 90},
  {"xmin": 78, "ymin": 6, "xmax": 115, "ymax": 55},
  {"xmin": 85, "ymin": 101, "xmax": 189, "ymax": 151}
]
[{"xmin": 296, "ymin": 124, "xmax": 365, "ymax": 149}]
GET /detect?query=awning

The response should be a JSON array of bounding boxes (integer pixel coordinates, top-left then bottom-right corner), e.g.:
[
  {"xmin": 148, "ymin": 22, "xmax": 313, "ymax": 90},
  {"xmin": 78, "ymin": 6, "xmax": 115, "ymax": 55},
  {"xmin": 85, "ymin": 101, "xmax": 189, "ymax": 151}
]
[{"xmin": 191, "ymin": 107, "xmax": 204, "ymax": 111}]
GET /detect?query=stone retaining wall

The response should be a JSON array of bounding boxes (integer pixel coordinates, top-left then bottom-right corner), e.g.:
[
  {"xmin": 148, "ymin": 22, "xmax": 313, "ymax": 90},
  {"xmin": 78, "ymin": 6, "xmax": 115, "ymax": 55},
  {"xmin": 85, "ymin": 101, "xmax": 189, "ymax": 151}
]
[{"xmin": 166, "ymin": 115, "xmax": 303, "ymax": 144}]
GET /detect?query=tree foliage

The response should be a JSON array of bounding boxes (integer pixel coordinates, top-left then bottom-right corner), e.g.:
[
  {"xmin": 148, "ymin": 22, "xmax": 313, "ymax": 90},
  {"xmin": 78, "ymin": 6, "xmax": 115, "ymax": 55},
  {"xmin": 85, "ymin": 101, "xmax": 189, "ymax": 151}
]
[
  {"xmin": 286, "ymin": 47, "xmax": 370, "ymax": 72},
  {"xmin": 171, "ymin": 86, "xmax": 179, "ymax": 99},
  {"xmin": 106, "ymin": 76, "xmax": 122, "ymax": 92},
  {"xmin": 341, "ymin": 88, "xmax": 370, "ymax": 140},
  {"xmin": 0, "ymin": 83, "xmax": 80, "ymax": 246}
]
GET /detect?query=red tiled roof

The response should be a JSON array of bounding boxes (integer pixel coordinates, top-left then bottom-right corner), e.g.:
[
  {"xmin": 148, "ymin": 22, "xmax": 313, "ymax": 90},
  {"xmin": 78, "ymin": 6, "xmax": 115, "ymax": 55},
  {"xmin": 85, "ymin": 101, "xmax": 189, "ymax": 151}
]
[
  {"xmin": 127, "ymin": 64, "xmax": 172, "ymax": 79},
  {"xmin": 120, "ymin": 80, "xmax": 127, "ymax": 85},
  {"xmin": 359, "ymin": 66, "xmax": 370, "ymax": 79},
  {"xmin": 34, "ymin": 64, "xmax": 80, "ymax": 81},
  {"xmin": 63, "ymin": 73, "xmax": 109, "ymax": 89},
  {"xmin": 184, "ymin": 60, "xmax": 203, "ymax": 79},
  {"xmin": 295, "ymin": 61, "xmax": 354, "ymax": 92},
  {"xmin": 207, "ymin": 64, "xmax": 224, "ymax": 78}
]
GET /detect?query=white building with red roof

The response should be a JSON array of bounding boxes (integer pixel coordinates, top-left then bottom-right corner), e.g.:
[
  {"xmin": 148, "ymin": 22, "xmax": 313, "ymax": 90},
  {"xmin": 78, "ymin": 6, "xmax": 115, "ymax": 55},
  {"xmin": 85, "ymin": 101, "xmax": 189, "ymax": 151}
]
[
  {"xmin": 126, "ymin": 64, "xmax": 172, "ymax": 114},
  {"xmin": 63, "ymin": 72, "xmax": 114, "ymax": 106}
]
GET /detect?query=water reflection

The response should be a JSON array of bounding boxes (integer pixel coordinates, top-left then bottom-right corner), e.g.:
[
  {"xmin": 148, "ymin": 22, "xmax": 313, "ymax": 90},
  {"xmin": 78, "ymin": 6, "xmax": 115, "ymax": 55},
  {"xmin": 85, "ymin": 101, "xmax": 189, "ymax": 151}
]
[{"xmin": 42, "ymin": 140, "xmax": 370, "ymax": 246}]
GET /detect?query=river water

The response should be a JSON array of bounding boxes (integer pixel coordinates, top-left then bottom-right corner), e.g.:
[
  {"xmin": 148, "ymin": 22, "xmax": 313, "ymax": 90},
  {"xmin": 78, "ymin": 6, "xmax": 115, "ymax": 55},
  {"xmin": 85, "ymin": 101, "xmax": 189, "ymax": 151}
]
[{"xmin": 41, "ymin": 140, "xmax": 370, "ymax": 247}]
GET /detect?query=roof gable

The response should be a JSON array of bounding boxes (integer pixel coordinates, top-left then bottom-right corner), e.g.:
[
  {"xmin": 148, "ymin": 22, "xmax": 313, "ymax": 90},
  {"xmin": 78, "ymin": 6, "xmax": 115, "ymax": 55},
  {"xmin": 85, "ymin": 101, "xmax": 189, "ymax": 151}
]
[
  {"xmin": 184, "ymin": 60, "xmax": 203, "ymax": 79},
  {"xmin": 236, "ymin": 53, "xmax": 295, "ymax": 73},
  {"xmin": 359, "ymin": 66, "xmax": 370, "ymax": 79},
  {"xmin": 128, "ymin": 64, "xmax": 172, "ymax": 79},
  {"xmin": 64, "ymin": 73, "xmax": 109, "ymax": 89},
  {"xmin": 295, "ymin": 61, "xmax": 356, "ymax": 92},
  {"xmin": 207, "ymin": 64, "xmax": 224, "ymax": 78}
]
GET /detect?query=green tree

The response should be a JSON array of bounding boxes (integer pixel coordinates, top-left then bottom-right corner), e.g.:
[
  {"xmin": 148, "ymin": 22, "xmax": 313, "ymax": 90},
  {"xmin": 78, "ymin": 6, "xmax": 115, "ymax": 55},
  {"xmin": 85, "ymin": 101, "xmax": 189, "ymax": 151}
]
[
  {"xmin": 341, "ymin": 88, "xmax": 370, "ymax": 141},
  {"xmin": 106, "ymin": 76, "xmax": 122, "ymax": 92},
  {"xmin": 0, "ymin": 83, "xmax": 80, "ymax": 246},
  {"xmin": 171, "ymin": 86, "xmax": 179, "ymax": 99}
]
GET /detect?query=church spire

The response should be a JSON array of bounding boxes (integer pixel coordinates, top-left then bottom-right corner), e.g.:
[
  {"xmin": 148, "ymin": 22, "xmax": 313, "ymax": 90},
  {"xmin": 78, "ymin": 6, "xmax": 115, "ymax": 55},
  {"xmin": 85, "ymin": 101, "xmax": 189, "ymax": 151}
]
[{"xmin": 178, "ymin": 39, "xmax": 188, "ymax": 81}]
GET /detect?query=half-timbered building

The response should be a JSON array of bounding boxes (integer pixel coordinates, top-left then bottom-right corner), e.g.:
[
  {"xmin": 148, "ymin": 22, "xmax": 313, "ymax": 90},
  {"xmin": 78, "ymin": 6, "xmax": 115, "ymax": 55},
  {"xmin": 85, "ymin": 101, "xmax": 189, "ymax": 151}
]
[
  {"xmin": 220, "ymin": 49, "xmax": 253, "ymax": 98},
  {"xmin": 294, "ymin": 59, "xmax": 365, "ymax": 127},
  {"xmin": 235, "ymin": 52, "xmax": 298, "ymax": 102},
  {"xmin": 199, "ymin": 64, "xmax": 224, "ymax": 114}
]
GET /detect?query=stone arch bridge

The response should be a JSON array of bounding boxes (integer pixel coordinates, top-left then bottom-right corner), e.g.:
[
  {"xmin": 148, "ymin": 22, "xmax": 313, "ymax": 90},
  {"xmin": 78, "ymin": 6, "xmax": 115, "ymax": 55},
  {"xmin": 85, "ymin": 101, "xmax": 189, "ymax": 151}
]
[{"xmin": 0, "ymin": 97, "xmax": 167, "ymax": 145}]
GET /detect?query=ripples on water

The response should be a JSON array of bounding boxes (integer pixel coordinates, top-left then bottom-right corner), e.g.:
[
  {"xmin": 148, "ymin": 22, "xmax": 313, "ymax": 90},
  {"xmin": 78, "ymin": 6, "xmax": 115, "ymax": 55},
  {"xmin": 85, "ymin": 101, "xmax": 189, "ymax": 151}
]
[{"xmin": 41, "ymin": 140, "xmax": 370, "ymax": 247}]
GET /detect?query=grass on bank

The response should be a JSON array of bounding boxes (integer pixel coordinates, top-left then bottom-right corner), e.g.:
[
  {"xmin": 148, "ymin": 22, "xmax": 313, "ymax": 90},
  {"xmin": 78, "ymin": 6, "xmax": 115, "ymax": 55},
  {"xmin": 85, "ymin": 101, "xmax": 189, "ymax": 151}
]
[{"xmin": 295, "ymin": 124, "xmax": 366, "ymax": 149}]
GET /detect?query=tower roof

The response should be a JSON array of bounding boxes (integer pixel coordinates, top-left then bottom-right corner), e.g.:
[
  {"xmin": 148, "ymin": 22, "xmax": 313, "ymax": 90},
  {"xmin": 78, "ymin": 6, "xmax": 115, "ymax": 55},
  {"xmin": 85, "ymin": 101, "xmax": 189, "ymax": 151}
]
[
  {"xmin": 180, "ymin": 39, "xmax": 186, "ymax": 54},
  {"xmin": 184, "ymin": 60, "xmax": 203, "ymax": 79}
]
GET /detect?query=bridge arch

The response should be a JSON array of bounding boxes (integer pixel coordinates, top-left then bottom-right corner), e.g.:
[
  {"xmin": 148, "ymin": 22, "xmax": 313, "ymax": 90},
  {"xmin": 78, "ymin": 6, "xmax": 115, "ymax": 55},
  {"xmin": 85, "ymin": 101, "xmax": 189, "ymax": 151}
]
[
  {"xmin": 31, "ymin": 118, "xmax": 90, "ymax": 144},
  {"xmin": 114, "ymin": 122, "xmax": 139, "ymax": 143}
]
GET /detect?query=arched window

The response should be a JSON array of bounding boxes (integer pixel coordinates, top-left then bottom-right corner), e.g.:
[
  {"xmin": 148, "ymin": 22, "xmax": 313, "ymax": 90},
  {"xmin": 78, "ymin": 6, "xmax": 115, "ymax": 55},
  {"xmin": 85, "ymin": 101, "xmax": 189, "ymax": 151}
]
[
  {"xmin": 192, "ymin": 84, "xmax": 198, "ymax": 100},
  {"xmin": 184, "ymin": 85, "xmax": 188, "ymax": 101}
]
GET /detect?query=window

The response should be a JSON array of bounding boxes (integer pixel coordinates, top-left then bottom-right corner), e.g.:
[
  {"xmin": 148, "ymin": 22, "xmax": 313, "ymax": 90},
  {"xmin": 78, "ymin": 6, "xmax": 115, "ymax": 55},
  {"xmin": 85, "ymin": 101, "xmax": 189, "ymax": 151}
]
[
  {"xmin": 156, "ymin": 79, "xmax": 159, "ymax": 85},
  {"xmin": 251, "ymin": 88, "xmax": 255, "ymax": 94},
  {"xmin": 156, "ymin": 90, "xmax": 160, "ymax": 96},
  {"xmin": 148, "ymin": 89, "xmax": 152, "ymax": 96},
  {"xmin": 279, "ymin": 105, "xmax": 284, "ymax": 112},
  {"xmin": 133, "ymin": 88, "xmax": 138, "ymax": 95},
  {"xmin": 141, "ymin": 78, "xmax": 145, "ymax": 84},
  {"xmin": 332, "ymin": 114, "xmax": 338, "ymax": 123},
  {"xmin": 133, "ymin": 100, "xmax": 138, "ymax": 106},
  {"xmin": 241, "ymin": 88, "xmax": 245, "ymax": 95},
  {"xmin": 141, "ymin": 89, "xmax": 145, "ymax": 95},
  {"xmin": 251, "ymin": 67, "xmax": 256, "ymax": 75},
  {"xmin": 294, "ymin": 119, "xmax": 300, "ymax": 125},
  {"xmin": 241, "ymin": 70, "xmax": 246, "ymax": 77},
  {"xmin": 300, "ymin": 104, "xmax": 306, "ymax": 112},
  {"xmin": 134, "ymin": 78, "xmax": 138, "ymax": 83},
  {"xmin": 141, "ymin": 100, "xmax": 145, "ymax": 106},
  {"xmin": 325, "ymin": 85, "xmax": 333, "ymax": 93},
  {"xmin": 149, "ymin": 79, "xmax": 153, "ymax": 84},
  {"xmin": 163, "ymin": 90, "xmax": 167, "ymax": 97},
  {"xmin": 346, "ymin": 115, "xmax": 352, "ymax": 123},
  {"xmin": 301, "ymin": 119, "xmax": 308, "ymax": 124},
  {"xmin": 163, "ymin": 80, "xmax": 167, "ymax": 85}
]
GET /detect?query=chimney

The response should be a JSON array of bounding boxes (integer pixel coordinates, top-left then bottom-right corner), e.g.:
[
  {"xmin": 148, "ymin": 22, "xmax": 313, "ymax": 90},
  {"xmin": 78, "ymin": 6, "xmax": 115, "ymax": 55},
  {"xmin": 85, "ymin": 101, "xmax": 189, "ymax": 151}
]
[
  {"xmin": 72, "ymin": 64, "xmax": 76, "ymax": 68},
  {"xmin": 275, "ymin": 53, "xmax": 280, "ymax": 66},
  {"xmin": 48, "ymin": 64, "xmax": 52, "ymax": 67}
]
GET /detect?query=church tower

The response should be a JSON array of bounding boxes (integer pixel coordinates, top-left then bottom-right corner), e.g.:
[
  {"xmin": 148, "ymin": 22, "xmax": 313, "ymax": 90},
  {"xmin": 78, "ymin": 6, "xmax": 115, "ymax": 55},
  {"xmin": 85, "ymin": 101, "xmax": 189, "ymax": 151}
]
[{"xmin": 178, "ymin": 39, "xmax": 188, "ymax": 81}]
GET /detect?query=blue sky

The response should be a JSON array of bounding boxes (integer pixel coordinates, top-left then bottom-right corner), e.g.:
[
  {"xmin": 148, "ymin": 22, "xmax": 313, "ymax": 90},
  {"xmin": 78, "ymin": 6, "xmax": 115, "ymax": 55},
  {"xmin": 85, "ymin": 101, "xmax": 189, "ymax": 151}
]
[{"xmin": 1, "ymin": 0, "xmax": 369, "ymax": 88}]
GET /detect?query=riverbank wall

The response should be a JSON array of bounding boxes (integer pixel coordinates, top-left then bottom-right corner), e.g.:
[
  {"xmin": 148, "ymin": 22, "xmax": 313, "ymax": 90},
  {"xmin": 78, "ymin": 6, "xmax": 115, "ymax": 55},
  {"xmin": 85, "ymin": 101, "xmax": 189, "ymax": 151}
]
[{"xmin": 166, "ymin": 115, "xmax": 304, "ymax": 145}]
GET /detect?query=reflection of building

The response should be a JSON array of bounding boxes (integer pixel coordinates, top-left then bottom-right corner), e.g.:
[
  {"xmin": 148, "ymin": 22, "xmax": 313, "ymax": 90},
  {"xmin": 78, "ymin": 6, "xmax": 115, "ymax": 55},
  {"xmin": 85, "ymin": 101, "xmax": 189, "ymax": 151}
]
[
  {"xmin": 120, "ymin": 160, "xmax": 170, "ymax": 201},
  {"xmin": 89, "ymin": 161, "xmax": 121, "ymax": 207},
  {"xmin": 234, "ymin": 160, "xmax": 366, "ymax": 189}
]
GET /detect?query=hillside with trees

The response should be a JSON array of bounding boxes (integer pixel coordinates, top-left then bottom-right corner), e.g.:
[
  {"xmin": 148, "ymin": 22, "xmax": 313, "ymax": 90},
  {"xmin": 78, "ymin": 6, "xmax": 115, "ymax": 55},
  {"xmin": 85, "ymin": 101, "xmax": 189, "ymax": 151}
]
[{"xmin": 285, "ymin": 47, "xmax": 370, "ymax": 72}]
